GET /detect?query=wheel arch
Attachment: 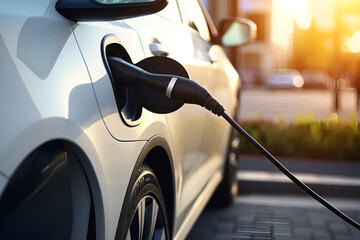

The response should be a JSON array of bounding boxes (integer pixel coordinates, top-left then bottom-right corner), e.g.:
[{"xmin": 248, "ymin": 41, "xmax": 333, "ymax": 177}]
[
  {"xmin": 0, "ymin": 139, "xmax": 104, "ymax": 240},
  {"xmin": 115, "ymin": 135, "xmax": 176, "ymax": 239},
  {"xmin": 64, "ymin": 139, "xmax": 105, "ymax": 240}
]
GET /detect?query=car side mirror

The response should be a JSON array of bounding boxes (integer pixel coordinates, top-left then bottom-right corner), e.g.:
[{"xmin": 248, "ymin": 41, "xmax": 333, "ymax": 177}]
[
  {"xmin": 219, "ymin": 18, "xmax": 257, "ymax": 47},
  {"xmin": 56, "ymin": 0, "xmax": 168, "ymax": 22}
]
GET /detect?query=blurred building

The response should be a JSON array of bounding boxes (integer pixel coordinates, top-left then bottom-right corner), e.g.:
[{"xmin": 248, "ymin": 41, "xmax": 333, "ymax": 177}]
[{"xmin": 205, "ymin": 0, "xmax": 312, "ymax": 86}]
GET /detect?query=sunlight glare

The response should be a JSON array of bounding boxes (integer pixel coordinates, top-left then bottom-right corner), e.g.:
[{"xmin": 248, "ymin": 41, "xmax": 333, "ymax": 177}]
[
  {"xmin": 344, "ymin": 31, "xmax": 360, "ymax": 53},
  {"xmin": 271, "ymin": 0, "xmax": 313, "ymax": 57},
  {"xmin": 284, "ymin": 0, "xmax": 313, "ymax": 30},
  {"xmin": 271, "ymin": 0, "xmax": 293, "ymax": 51}
]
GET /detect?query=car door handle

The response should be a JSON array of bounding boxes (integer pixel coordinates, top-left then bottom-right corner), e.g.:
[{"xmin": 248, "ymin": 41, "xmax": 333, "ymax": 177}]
[{"xmin": 149, "ymin": 42, "xmax": 169, "ymax": 56}]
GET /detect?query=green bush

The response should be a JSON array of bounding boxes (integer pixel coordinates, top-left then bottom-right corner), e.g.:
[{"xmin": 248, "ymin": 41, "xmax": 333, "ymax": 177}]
[{"xmin": 238, "ymin": 113, "xmax": 360, "ymax": 161}]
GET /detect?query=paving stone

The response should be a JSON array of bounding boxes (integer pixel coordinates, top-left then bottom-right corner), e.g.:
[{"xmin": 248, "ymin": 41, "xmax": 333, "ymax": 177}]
[
  {"xmin": 314, "ymin": 237, "xmax": 332, "ymax": 240},
  {"xmin": 311, "ymin": 230, "xmax": 331, "ymax": 238},
  {"xmin": 187, "ymin": 195, "xmax": 360, "ymax": 240},
  {"xmin": 213, "ymin": 235, "xmax": 234, "ymax": 240},
  {"xmin": 349, "ymin": 227, "xmax": 360, "ymax": 236},
  {"xmin": 334, "ymin": 236, "xmax": 360, "ymax": 240},
  {"xmin": 216, "ymin": 223, "xmax": 235, "ymax": 233},
  {"xmin": 273, "ymin": 235, "xmax": 291, "ymax": 240},
  {"xmin": 292, "ymin": 228, "xmax": 312, "ymax": 238},
  {"xmin": 187, "ymin": 226, "xmax": 215, "ymax": 238},
  {"xmin": 273, "ymin": 226, "xmax": 291, "ymax": 235}
]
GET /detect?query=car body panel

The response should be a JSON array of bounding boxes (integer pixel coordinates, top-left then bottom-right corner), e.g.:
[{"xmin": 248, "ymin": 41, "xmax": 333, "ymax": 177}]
[
  {"xmin": 0, "ymin": 0, "xmax": 97, "ymax": 176},
  {"xmin": 122, "ymin": 1, "xmax": 239, "ymax": 232},
  {"xmin": 122, "ymin": 3, "xmax": 214, "ymax": 231},
  {"xmin": 0, "ymin": 0, "xmax": 242, "ymax": 239},
  {"xmin": 71, "ymin": 21, "xmax": 172, "ymax": 142},
  {"xmin": 0, "ymin": 1, "xmax": 149, "ymax": 239}
]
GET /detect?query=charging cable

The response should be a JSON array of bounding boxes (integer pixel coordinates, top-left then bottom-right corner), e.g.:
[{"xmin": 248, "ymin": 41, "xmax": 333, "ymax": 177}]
[
  {"xmin": 222, "ymin": 112, "xmax": 360, "ymax": 230},
  {"xmin": 108, "ymin": 56, "xmax": 360, "ymax": 230}
]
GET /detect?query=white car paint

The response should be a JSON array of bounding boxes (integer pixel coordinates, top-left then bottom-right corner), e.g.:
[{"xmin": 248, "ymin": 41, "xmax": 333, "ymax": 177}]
[{"xmin": 0, "ymin": 0, "xmax": 242, "ymax": 239}]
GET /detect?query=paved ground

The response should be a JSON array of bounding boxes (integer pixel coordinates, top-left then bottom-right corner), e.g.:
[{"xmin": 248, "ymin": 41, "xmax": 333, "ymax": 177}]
[
  {"xmin": 187, "ymin": 88, "xmax": 360, "ymax": 239},
  {"xmin": 237, "ymin": 156, "xmax": 360, "ymax": 177},
  {"xmin": 187, "ymin": 156, "xmax": 360, "ymax": 239},
  {"xmin": 187, "ymin": 194, "xmax": 360, "ymax": 240},
  {"xmin": 236, "ymin": 156, "xmax": 360, "ymax": 198}
]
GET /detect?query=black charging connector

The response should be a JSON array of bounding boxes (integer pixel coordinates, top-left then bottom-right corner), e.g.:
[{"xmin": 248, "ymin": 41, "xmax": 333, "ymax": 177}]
[
  {"xmin": 108, "ymin": 56, "xmax": 360, "ymax": 231},
  {"xmin": 108, "ymin": 56, "xmax": 225, "ymax": 115}
]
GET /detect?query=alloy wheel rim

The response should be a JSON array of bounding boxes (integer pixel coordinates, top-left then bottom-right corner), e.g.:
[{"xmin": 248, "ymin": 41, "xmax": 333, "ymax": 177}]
[{"xmin": 126, "ymin": 196, "xmax": 166, "ymax": 240}]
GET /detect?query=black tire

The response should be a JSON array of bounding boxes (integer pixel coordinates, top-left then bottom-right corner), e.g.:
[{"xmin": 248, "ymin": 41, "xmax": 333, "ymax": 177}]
[
  {"xmin": 117, "ymin": 164, "xmax": 170, "ymax": 240},
  {"xmin": 208, "ymin": 129, "xmax": 239, "ymax": 208}
]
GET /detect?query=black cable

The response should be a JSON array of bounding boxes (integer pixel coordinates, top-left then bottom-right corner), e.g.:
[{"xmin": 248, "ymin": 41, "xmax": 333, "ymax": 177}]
[
  {"xmin": 221, "ymin": 111, "xmax": 360, "ymax": 231},
  {"xmin": 108, "ymin": 56, "xmax": 360, "ymax": 230}
]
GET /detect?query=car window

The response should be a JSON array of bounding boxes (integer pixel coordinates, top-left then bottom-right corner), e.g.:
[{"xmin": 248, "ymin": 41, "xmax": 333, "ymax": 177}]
[
  {"xmin": 157, "ymin": 0, "xmax": 182, "ymax": 24},
  {"xmin": 182, "ymin": 0, "xmax": 211, "ymax": 42}
]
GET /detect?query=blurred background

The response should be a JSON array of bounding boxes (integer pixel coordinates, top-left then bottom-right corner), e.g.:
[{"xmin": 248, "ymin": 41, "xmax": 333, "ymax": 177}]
[
  {"xmin": 189, "ymin": 2, "xmax": 360, "ymax": 238},
  {"xmin": 202, "ymin": 0, "xmax": 360, "ymax": 161},
  {"xmin": 204, "ymin": 0, "xmax": 360, "ymax": 90}
]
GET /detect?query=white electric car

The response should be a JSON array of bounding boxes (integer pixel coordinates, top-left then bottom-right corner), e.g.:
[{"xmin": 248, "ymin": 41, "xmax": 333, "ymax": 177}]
[{"xmin": 0, "ymin": 0, "xmax": 255, "ymax": 239}]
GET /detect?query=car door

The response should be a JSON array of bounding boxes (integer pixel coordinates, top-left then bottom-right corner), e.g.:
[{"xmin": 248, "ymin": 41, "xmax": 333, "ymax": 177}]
[
  {"xmin": 174, "ymin": 0, "xmax": 240, "ymax": 214},
  {"xmin": 196, "ymin": 2, "xmax": 241, "ymax": 178},
  {"xmin": 122, "ymin": 0, "xmax": 218, "ymax": 225}
]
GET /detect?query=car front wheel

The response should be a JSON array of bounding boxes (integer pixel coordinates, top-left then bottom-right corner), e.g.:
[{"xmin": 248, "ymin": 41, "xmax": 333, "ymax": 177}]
[{"xmin": 121, "ymin": 164, "xmax": 170, "ymax": 240}]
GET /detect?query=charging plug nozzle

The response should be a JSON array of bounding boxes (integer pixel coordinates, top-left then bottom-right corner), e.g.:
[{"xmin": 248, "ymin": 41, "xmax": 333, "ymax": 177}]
[{"xmin": 108, "ymin": 56, "xmax": 225, "ymax": 115}]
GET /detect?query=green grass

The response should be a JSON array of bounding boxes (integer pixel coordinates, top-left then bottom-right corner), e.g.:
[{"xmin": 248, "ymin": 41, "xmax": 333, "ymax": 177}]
[{"xmin": 237, "ymin": 112, "xmax": 360, "ymax": 161}]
